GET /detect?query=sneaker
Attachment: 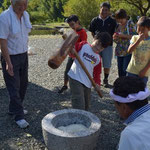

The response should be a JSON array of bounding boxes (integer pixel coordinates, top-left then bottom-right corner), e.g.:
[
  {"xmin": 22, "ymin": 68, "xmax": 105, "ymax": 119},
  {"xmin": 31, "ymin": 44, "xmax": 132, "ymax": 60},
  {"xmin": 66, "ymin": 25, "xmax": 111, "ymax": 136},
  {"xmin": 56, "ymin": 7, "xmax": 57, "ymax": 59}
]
[
  {"xmin": 58, "ymin": 86, "xmax": 68, "ymax": 94},
  {"xmin": 103, "ymin": 79, "xmax": 112, "ymax": 88},
  {"xmin": 103, "ymin": 79, "xmax": 108, "ymax": 86},
  {"xmin": 8, "ymin": 110, "xmax": 28, "ymax": 115},
  {"xmin": 16, "ymin": 119, "xmax": 29, "ymax": 128}
]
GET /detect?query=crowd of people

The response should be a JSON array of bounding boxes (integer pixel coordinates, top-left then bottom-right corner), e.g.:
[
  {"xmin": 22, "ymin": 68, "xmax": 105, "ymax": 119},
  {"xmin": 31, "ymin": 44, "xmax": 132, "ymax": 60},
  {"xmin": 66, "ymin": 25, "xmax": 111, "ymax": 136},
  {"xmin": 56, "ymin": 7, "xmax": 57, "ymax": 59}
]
[{"xmin": 0, "ymin": 0, "xmax": 150, "ymax": 150}]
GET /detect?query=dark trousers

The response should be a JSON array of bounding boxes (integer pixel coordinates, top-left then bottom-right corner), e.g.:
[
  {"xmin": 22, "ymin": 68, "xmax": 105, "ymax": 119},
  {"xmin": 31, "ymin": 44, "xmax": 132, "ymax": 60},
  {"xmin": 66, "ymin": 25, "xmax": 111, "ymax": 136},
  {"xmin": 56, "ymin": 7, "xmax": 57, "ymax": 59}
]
[
  {"xmin": 117, "ymin": 54, "xmax": 131, "ymax": 77},
  {"xmin": 1, "ymin": 52, "xmax": 28, "ymax": 121},
  {"xmin": 64, "ymin": 57, "xmax": 74, "ymax": 81}
]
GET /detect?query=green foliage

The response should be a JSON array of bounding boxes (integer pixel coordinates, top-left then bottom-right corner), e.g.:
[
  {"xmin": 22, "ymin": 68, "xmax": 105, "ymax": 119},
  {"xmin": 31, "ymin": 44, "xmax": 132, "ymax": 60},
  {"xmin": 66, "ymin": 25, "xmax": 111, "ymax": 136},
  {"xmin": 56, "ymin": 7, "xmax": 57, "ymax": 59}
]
[
  {"xmin": 27, "ymin": 0, "xmax": 48, "ymax": 24},
  {"xmin": 113, "ymin": 0, "xmax": 150, "ymax": 16},
  {"xmin": 1, "ymin": 0, "xmax": 149, "ymax": 26},
  {"xmin": 42, "ymin": 0, "xmax": 68, "ymax": 21},
  {"xmin": 29, "ymin": 11, "xmax": 48, "ymax": 24},
  {"xmin": 63, "ymin": 0, "xmax": 100, "ymax": 28},
  {"xmin": 0, "ymin": 0, "xmax": 10, "ymax": 13},
  {"xmin": 0, "ymin": 0, "xmax": 3, "ymax": 7},
  {"xmin": 27, "ymin": 0, "xmax": 42, "ymax": 11},
  {"xmin": 109, "ymin": 1, "xmax": 140, "ymax": 22}
]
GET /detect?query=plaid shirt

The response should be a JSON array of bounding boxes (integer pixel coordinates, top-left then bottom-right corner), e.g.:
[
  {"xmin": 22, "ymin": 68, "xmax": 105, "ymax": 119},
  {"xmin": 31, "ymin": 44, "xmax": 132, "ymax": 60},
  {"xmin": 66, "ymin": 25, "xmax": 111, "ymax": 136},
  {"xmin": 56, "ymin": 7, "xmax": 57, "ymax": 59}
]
[{"xmin": 124, "ymin": 104, "xmax": 150, "ymax": 125}]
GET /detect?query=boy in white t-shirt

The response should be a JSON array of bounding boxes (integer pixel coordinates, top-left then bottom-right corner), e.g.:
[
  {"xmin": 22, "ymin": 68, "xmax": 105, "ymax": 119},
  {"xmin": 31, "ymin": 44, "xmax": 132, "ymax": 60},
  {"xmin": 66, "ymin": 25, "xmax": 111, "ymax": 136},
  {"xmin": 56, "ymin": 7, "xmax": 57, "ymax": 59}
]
[{"xmin": 68, "ymin": 32, "xmax": 111, "ymax": 110}]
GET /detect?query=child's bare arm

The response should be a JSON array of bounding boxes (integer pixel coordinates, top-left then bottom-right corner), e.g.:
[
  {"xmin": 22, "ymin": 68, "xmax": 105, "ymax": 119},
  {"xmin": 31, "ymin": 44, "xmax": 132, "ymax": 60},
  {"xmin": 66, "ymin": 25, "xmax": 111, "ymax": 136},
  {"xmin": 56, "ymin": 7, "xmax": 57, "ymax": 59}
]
[
  {"xmin": 139, "ymin": 60, "xmax": 150, "ymax": 77},
  {"xmin": 128, "ymin": 33, "xmax": 145, "ymax": 53},
  {"xmin": 117, "ymin": 34, "xmax": 132, "ymax": 40}
]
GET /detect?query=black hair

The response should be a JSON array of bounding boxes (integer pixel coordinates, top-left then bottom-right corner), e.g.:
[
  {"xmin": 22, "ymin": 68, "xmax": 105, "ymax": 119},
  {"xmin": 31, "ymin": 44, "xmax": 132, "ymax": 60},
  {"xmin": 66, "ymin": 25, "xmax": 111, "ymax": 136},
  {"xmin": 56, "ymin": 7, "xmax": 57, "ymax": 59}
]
[
  {"xmin": 100, "ymin": 2, "xmax": 111, "ymax": 9},
  {"xmin": 113, "ymin": 76, "xmax": 148, "ymax": 111},
  {"xmin": 137, "ymin": 16, "xmax": 150, "ymax": 28},
  {"xmin": 115, "ymin": 9, "xmax": 127, "ymax": 19},
  {"xmin": 94, "ymin": 32, "xmax": 112, "ymax": 48},
  {"xmin": 65, "ymin": 15, "xmax": 79, "ymax": 23}
]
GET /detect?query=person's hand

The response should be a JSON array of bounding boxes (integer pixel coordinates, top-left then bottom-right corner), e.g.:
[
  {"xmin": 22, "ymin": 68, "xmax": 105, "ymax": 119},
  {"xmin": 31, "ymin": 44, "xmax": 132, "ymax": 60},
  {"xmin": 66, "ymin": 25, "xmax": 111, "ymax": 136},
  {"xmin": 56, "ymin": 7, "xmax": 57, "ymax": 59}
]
[
  {"xmin": 6, "ymin": 62, "xmax": 14, "ymax": 76},
  {"xmin": 113, "ymin": 33, "xmax": 119, "ymax": 39},
  {"xmin": 95, "ymin": 84, "xmax": 103, "ymax": 97},
  {"xmin": 138, "ymin": 33, "xmax": 145, "ymax": 42},
  {"xmin": 139, "ymin": 68, "xmax": 147, "ymax": 78},
  {"xmin": 62, "ymin": 34, "xmax": 67, "ymax": 40},
  {"xmin": 95, "ymin": 84, "xmax": 101, "ymax": 91},
  {"xmin": 69, "ymin": 48, "xmax": 75, "ymax": 55},
  {"xmin": 117, "ymin": 33, "xmax": 125, "ymax": 39}
]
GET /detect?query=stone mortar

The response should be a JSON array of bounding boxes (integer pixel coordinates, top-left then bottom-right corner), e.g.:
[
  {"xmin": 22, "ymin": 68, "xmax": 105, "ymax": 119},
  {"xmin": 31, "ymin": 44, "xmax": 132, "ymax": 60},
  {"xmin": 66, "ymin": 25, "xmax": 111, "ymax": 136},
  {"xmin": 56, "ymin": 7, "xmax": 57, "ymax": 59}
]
[{"xmin": 42, "ymin": 109, "xmax": 101, "ymax": 150}]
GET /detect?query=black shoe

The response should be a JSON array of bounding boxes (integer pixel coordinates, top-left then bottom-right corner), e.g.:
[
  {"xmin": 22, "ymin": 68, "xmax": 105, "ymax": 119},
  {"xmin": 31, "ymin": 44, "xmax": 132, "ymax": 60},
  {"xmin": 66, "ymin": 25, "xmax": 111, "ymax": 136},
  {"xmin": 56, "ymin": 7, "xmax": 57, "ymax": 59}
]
[
  {"xmin": 103, "ymin": 79, "xmax": 108, "ymax": 86},
  {"xmin": 58, "ymin": 86, "xmax": 68, "ymax": 93},
  {"xmin": 103, "ymin": 79, "xmax": 113, "ymax": 88}
]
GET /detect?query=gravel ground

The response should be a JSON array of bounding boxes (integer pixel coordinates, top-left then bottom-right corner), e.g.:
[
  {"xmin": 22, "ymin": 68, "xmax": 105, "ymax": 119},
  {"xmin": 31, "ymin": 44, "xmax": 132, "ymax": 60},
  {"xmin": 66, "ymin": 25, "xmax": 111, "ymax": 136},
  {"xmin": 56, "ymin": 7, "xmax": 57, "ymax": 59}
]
[{"xmin": 0, "ymin": 32, "xmax": 150, "ymax": 150}]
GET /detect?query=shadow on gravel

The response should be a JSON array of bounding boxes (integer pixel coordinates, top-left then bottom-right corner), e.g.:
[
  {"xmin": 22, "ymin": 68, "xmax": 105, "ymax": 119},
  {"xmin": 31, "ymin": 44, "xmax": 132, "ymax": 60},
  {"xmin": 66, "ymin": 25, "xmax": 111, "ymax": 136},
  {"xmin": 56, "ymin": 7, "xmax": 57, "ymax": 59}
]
[
  {"xmin": 0, "ymin": 82, "xmax": 72, "ymax": 149},
  {"xmin": 90, "ymin": 89, "xmax": 124, "ymax": 150},
  {"xmin": 0, "ymin": 82, "xmax": 124, "ymax": 150}
]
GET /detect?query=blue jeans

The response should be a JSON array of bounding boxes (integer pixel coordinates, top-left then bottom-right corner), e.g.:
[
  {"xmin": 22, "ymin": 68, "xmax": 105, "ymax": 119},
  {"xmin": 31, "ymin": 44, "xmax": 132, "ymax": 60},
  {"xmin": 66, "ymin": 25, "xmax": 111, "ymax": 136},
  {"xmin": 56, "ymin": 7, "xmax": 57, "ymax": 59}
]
[
  {"xmin": 117, "ymin": 54, "xmax": 131, "ymax": 77},
  {"xmin": 127, "ymin": 72, "xmax": 148, "ymax": 85}
]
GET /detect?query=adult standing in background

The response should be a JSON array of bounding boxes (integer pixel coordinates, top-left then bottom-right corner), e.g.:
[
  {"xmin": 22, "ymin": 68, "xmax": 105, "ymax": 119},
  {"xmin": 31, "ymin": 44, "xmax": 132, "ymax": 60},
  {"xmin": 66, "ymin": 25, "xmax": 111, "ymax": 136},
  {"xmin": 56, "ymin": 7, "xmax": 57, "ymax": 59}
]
[
  {"xmin": 89, "ymin": 2, "xmax": 117, "ymax": 87},
  {"xmin": 0, "ymin": 0, "xmax": 32, "ymax": 128}
]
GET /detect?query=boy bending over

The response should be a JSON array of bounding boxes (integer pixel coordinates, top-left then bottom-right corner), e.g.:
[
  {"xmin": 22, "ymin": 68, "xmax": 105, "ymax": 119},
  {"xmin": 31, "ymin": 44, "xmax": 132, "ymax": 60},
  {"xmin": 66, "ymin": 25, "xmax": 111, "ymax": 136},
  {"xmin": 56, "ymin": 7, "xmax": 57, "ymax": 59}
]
[{"xmin": 68, "ymin": 32, "xmax": 111, "ymax": 110}]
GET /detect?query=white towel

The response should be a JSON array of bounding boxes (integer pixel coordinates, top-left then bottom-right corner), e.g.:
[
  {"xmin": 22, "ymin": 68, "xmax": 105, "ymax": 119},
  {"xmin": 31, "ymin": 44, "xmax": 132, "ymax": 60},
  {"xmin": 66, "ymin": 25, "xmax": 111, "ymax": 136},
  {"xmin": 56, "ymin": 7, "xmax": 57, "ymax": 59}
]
[{"xmin": 9, "ymin": 6, "xmax": 32, "ymax": 34}]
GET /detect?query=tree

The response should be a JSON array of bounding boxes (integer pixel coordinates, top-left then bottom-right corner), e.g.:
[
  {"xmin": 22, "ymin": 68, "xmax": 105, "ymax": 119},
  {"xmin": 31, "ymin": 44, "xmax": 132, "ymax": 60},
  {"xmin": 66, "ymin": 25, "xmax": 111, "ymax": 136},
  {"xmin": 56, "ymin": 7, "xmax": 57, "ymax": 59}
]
[
  {"xmin": 0, "ymin": 0, "xmax": 10, "ymax": 13},
  {"xmin": 27, "ymin": 0, "xmax": 48, "ymax": 24},
  {"xmin": 42, "ymin": 0, "xmax": 68, "ymax": 21},
  {"xmin": 0, "ymin": 0, "xmax": 3, "ymax": 7},
  {"xmin": 63, "ymin": 0, "xmax": 100, "ymax": 28},
  {"xmin": 114, "ymin": 0, "xmax": 150, "ymax": 16}
]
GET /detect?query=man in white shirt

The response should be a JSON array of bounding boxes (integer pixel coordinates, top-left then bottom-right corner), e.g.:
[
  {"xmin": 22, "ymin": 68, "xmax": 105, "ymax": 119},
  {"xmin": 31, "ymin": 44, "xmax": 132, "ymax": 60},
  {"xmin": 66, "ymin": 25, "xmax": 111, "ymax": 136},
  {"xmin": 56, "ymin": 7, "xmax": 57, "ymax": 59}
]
[
  {"xmin": 0, "ymin": 0, "xmax": 32, "ymax": 128},
  {"xmin": 110, "ymin": 76, "xmax": 150, "ymax": 150}
]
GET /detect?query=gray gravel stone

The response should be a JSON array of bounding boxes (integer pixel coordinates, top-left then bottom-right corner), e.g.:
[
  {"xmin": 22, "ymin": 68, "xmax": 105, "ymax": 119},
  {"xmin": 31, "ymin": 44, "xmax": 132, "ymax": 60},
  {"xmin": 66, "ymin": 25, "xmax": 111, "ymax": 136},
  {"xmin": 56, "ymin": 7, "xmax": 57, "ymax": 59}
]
[{"xmin": 0, "ymin": 32, "xmax": 149, "ymax": 150}]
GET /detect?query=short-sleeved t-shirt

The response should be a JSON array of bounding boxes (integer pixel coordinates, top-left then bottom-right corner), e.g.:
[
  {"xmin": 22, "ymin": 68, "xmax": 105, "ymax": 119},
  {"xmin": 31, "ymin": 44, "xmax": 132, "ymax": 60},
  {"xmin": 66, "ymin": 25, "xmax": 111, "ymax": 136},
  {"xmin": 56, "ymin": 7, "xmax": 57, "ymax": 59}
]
[
  {"xmin": 127, "ymin": 35, "xmax": 150, "ymax": 77},
  {"xmin": 68, "ymin": 43, "xmax": 100, "ymax": 88},
  {"xmin": 89, "ymin": 16, "xmax": 117, "ymax": 45}
]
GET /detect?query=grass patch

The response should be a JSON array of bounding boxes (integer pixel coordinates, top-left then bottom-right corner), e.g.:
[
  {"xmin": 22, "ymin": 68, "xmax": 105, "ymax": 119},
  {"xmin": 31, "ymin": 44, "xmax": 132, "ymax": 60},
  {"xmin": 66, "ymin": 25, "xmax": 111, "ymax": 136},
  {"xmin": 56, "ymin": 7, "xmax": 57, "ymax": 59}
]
[
  {"xmin": 29, "ymin": 29, "xmax": 59, "ymax": 35},
  {"xmin": 31, "ymin": 22, "xmax": 69, "ymax": 35},
  {"xmin": 32, "ymin": 22, "xmax": 69, "ymax": 28}
]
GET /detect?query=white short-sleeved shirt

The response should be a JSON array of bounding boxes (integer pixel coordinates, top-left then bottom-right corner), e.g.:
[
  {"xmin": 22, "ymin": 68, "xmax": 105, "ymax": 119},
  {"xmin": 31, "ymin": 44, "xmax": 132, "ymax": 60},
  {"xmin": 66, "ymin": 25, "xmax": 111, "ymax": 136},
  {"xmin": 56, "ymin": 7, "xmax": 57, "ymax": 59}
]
[
  {"xmin": 0, "ymin": 7, "xmax": 31, "ymax": 55},
  {"xmin": 68, "ymin": 44, "xmax": 100, "ymax": 88},
  {"xmin": 118, "ymin": 110, "xmax": 150, "ymax": 150}
]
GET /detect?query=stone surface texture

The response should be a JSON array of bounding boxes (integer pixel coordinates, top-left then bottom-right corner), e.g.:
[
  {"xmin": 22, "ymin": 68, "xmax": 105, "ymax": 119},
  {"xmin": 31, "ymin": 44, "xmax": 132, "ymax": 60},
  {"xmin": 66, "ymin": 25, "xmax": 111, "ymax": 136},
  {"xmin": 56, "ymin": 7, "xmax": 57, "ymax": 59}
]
[{"xmin": 42, "ymin": 109, "xmax": 101, "ymax": 150}]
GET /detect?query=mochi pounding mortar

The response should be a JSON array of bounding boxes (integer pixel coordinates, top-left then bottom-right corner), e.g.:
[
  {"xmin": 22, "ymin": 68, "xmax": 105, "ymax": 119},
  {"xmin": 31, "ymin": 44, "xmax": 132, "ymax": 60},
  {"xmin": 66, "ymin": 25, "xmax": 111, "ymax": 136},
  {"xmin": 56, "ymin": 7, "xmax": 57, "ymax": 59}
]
[{"xmin": 42, "ymin": 109, "xmax": 101, "ymax": 150}]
